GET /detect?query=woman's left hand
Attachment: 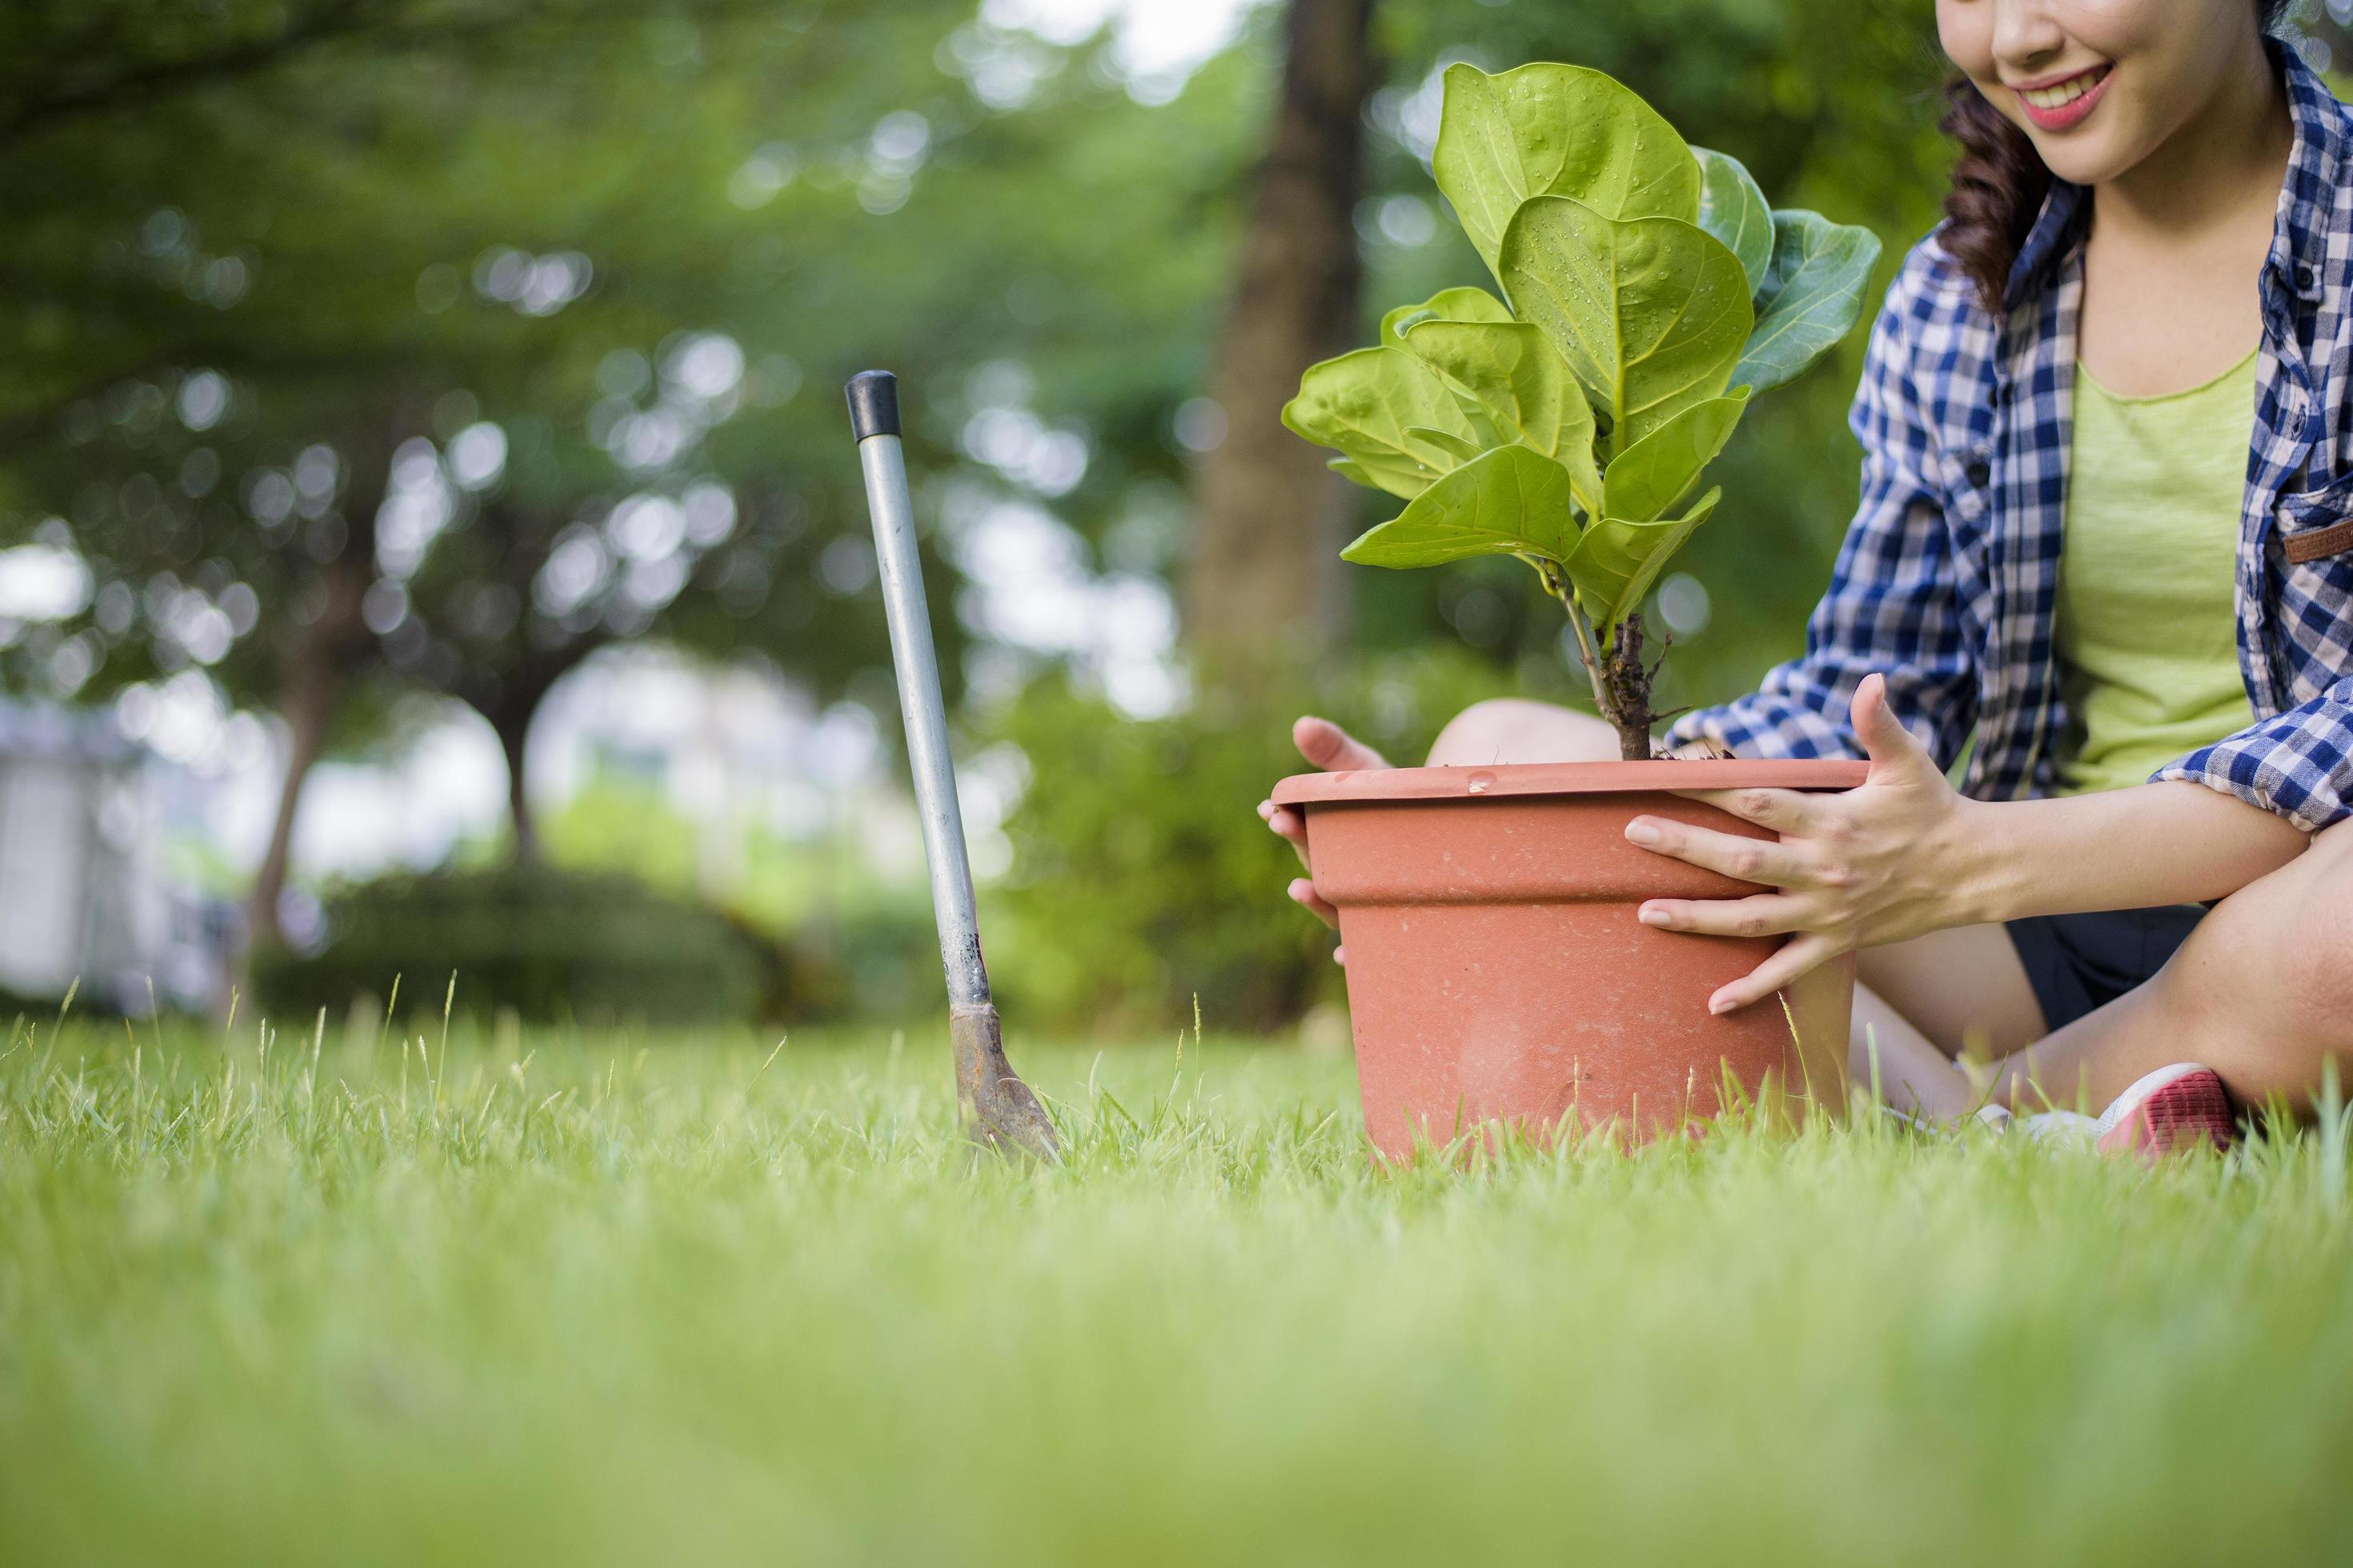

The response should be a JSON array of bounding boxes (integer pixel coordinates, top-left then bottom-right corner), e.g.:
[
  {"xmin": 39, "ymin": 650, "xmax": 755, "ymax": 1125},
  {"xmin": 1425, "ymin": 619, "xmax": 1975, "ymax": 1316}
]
[{"xmin": 1623, "ymin": 673, "xmax": 1983, "ymax": 1014}]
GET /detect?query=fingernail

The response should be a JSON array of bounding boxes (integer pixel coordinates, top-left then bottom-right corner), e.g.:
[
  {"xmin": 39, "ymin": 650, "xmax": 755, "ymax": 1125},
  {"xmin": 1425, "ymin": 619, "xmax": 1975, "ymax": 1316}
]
[
  {"xmin": 1638, "ymin": 905, "xmax": 1668, "ymax": 926},
  {"xmin": 1708, "ymin": 995, "xmax": 1733, "ymax": 1015},
  {"xmin": 1257, "ymin": 802, "xmax": 1272, "ymax": 819},
  {"xmin": 1625, "ymin": 820, "xmax": 1661, "ymax": 846}
]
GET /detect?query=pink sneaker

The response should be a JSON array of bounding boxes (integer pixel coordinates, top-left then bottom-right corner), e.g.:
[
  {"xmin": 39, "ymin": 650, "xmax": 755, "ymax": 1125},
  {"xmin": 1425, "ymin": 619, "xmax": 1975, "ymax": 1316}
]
[{"xmin": 2095, "ymin": 1064, "xmax": 2237, "ymax": 1160}]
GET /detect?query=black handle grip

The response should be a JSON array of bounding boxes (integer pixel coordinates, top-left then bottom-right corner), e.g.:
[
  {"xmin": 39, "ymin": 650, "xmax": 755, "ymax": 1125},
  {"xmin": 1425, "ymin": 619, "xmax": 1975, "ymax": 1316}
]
[{"xmin": 846, "ymin": 370, "xmax": 900, "ymax": 441}]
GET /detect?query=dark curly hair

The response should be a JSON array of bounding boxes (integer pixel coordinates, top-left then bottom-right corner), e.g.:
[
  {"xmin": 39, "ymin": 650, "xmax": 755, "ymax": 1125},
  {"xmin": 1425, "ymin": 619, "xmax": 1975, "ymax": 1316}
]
[{"xmin": 1940, "ymin": 1, "xmax": 2294, "ymax": 313}]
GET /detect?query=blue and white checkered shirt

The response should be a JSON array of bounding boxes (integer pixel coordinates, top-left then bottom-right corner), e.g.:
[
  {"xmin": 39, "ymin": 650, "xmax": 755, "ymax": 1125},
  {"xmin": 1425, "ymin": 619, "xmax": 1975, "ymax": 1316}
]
[{"xmin": 1671, "ymin": 52, "xmax": 2353, "ymax": 834}]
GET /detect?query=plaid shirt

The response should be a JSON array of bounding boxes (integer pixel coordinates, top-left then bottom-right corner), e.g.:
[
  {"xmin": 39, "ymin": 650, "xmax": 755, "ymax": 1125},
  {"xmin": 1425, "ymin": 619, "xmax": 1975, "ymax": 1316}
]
[{"xmin": 1671, "ymin": 52, "xmax": 2353, "ymax": 833}]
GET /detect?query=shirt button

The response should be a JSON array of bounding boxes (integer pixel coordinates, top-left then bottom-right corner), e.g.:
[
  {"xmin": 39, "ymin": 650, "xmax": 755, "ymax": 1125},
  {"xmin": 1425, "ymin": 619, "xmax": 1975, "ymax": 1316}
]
[
  {"xmin": 2295, "ymin": 262, "xmax": 2317, "ymax": 291},
  {"xmin": 1965, "ymin": 458, "xmax": 1991, "ymax": 487}
]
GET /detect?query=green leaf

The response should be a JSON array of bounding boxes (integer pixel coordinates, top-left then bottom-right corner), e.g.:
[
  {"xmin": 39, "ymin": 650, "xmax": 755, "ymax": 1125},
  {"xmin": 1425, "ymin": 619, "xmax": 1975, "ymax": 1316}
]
[
  {"xmin": 1379, "ymin": 285, "xmax": 1512, "ymax": 347},
  {"xmin": 1692, "ymin": 147, "xmax": 1771, "ymax": 298},
  {"xmin": 1403, "ymin": 425, "xmax": 1486, "ymax": 465},
  {"xmin": 1284, "ymin": 346, "xmax": 1483, "ymax": 499},
  {"xmin": 1396, "ymin": 318, "xmax": 1602, "ymax": 512},
  {"xmin": 1328, "ymin": 456, "xmax": 1379, "ymax": 490},
  {"xmin": 1564, "ymin": 486, "xmax": 1723, "ymax": 637},
  {"xmin": 1432, "ymin": 62, "xmax": 1700, "ymax": 277},
  {"xmin": 1733, "ymin": 209, "xmax": 1883, "ymax": 394},
  {"xmin": 1340, "ymin": 445, "xmax": 1579, "ymax": 568},
  {"xmin": 1501, "ymin": 196, "xmax": 1753, "ymax": 460},
  {"xmin": 1599, "ymin": 390, "xmax": 1749, "ymax": 522}
]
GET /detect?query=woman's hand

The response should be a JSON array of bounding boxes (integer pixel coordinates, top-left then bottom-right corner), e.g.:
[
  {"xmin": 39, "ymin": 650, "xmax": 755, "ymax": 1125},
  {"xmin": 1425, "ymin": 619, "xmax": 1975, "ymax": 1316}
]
[
  {"xmin": 1625, "ymin": 674, "xmax": 1983, "ymax": 1014},
  {"xmin": 1258, "ymin": 717, "xmax": 1388, "ymax": 963}
]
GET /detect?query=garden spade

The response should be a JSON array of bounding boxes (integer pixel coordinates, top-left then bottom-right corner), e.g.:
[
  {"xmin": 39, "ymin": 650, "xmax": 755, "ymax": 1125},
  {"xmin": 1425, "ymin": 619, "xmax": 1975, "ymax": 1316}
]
[{"xmin": 846, "ymin": 370, "xmax": 1059, "ymax": 1160}]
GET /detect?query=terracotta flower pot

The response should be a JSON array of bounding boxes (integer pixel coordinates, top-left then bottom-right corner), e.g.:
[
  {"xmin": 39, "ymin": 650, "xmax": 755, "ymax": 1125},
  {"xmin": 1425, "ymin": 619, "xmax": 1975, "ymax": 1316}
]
[{"xmin": 1272, "ymin": 758, "xmax": 1868, "ymax": 1159}]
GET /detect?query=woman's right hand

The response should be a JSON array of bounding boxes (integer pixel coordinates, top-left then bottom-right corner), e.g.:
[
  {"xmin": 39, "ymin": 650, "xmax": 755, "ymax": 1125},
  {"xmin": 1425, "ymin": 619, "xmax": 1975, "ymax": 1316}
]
[{"xmin": 1256, "ymin": 717, "xmax": 1388, "ymax": 962}]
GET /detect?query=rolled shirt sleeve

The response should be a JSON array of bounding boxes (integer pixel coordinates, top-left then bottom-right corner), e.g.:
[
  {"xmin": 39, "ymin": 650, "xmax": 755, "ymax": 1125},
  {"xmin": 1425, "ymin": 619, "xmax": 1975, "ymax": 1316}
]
[
  {"xmin": 1667, "ymin": 250, "xmax": 1982, "ymax": 770},
  {"xmin": 2155, "ymin": 675, "xmax": 2353, "ymax": 832}
]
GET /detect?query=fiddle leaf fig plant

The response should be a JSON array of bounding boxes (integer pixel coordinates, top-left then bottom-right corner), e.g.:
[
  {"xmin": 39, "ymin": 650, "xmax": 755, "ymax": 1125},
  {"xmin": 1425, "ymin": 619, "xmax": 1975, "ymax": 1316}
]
[{"xmin": 1285, "ymin": 62, "xmax": 1882, "ymax": 759}]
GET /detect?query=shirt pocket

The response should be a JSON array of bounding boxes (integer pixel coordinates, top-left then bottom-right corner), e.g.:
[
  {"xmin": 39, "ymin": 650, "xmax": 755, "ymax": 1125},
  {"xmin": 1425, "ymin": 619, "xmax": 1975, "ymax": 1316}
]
[
  {"xmin": 2269, "ymin": 475, "xmax": 2353, "ymax": 698},
  {"xmin": 2274, "ymin": 474, "xmax": 2353, "ymax": 565}
]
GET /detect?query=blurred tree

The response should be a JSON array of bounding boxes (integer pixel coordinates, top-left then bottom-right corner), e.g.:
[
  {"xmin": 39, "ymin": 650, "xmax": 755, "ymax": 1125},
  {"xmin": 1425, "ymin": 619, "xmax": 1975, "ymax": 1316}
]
[
  {"xmin": 2, "ymin": 0, "xmax": 528, "ymax": 146},
  {"xmin": 1185, "ymin": 0, "xmax": 1375, "ymax": 670},
  {"xmin": 0, "ymin": 0, "xmax": 1275, "ymax": 938},
  {"xmin": 1, "ymin": 0, "xmax": 978, "ymax": 930}
]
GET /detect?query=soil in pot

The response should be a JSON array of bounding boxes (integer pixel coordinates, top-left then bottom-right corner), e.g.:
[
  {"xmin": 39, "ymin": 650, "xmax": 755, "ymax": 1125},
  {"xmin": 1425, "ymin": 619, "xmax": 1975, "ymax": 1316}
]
[{"xmin": 1271, "ymin": 758, "xmax": 1866, "ymax": 1160}]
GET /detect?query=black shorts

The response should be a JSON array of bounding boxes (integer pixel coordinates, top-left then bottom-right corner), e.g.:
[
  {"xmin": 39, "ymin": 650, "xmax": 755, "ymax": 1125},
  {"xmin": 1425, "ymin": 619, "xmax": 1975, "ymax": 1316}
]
[{"xmin": 2004, "ymin": 906, "xmax": 2208, "ymax": 1033}]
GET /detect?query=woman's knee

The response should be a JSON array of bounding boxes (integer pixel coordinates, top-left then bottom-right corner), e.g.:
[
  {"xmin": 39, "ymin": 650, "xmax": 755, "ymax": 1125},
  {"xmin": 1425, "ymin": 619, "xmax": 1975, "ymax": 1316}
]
[
  {"xmin": 2266, "ymin": 863, "xmax": 2353, "ymax": 1049},
  {"xmin": 2162, "ymin": 839, "xmax": 2353, "ymax": 1094},
  {"xmin": 1426, "ymin": 699, "xmax": 1619, "ymax": 766}
]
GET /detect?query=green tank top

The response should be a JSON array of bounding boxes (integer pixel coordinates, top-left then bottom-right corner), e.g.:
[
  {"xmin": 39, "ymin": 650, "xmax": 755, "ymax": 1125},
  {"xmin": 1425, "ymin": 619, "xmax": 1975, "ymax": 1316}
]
[{"xmin": 2055, "ymin": 348, "xmax": 2260, "ymax": 796}]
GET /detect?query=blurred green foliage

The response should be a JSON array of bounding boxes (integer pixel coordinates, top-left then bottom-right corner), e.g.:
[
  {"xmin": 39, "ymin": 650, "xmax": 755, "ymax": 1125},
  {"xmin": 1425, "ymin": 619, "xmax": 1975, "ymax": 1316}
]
[
  {"xmin": 251, "ymin": 862, "xmax": 774, "ymax": 1024},
  {"xmin": 537, "ymin": 776, "xmax": 950, "ymax": 1021},
  {"xmin": 0, "ymin": 0, "xmax": 1271, "ymax": 719},
  {"xmin": 0, "ymin": 0, "xmax": 1960, "ymax": 725}
]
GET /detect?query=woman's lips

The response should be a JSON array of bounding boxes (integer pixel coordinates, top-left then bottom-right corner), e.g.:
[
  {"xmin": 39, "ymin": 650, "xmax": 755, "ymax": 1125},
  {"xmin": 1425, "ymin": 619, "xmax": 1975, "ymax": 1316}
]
[{"xmin": 2013, "ymin": 64, "xmax": 2113, "ymax": 131}]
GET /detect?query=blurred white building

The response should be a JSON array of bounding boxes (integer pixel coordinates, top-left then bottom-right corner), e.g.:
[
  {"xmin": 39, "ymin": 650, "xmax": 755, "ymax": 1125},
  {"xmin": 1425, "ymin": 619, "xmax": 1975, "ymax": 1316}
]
[{"xmin": 0, "ymin": 698, "xmax": 220, "ymax": 1011}]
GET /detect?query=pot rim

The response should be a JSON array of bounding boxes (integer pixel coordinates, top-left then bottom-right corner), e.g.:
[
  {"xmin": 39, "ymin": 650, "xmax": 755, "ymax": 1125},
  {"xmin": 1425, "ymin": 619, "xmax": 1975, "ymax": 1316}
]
[{"xmin": 1271, "ymin": 756, "xmax": 1870, "ymax": 807}]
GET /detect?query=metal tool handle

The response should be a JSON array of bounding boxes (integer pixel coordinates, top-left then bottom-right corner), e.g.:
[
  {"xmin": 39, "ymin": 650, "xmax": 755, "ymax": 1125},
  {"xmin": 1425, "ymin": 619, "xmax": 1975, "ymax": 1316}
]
[
  {"xmin": 848, "ymin": 370, "xmax": 987, "ymax": 1009},
  {"xmin": 847, "ymin": 370, "xmax": 1055, "ymax": 1158}
]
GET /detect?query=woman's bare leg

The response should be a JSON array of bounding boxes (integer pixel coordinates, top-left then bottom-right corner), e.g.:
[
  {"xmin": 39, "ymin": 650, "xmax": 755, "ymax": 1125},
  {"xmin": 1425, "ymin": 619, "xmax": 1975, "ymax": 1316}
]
[
  {"xmin": 1425, "ymin": 698, "xmax": 1621, "ymax": 766},
  {"xmin": 1859, "ymin": 926, "xmax": 2050, "ymax": 1058},
  {"xmin": 1851, "ymin": 929, "xmax": 2047, "ymax": 1118},
  {"xmin": 1991, "ymin": 816, "xmax": 2351, "ymax": 1115},
  {"xmin": 1851, "ymin": 985, "xmax": 1977, "ymax": 1118}
]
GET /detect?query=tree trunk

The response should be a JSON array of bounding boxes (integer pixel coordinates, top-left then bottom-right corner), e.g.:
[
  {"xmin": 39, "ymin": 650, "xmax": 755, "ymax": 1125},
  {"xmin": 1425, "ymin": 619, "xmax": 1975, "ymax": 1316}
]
[
  {"xmin": 457, "ymin": 634, "xmax": 603, "ymax": 866},
  {"xmin": 244, "ymin": 421, "xmax": 392, "ymax": 952},
  {"xmin": 1184, "ymin": 0, "xmax": 1375, "ymax": 668},
  {"xmin": 497, "ymin": 710, "xmax": 537, "ymax": 862},
  {"xmin": 246, "ymin": 565, "xmax": 362, "ymax": 947}
]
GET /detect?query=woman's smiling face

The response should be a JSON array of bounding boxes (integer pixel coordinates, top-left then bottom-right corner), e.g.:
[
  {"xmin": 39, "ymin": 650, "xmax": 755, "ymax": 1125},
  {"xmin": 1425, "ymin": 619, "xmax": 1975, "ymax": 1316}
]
[{"xmin": 1936, "ymin": 0, "xmax": 2267, "ymax": 185}]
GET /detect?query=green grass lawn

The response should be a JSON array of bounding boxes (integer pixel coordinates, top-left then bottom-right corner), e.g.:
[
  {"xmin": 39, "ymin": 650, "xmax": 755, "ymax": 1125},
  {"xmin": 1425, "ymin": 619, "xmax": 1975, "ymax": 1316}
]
[{"xmin": 4, "ymin": 1009, "xmax": 2351, "ymax": 1566}]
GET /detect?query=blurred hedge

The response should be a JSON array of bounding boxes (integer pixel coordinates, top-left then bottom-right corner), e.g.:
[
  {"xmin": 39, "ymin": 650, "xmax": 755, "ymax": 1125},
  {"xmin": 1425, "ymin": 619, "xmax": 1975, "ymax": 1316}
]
[
  {"xmin": 778, "ymin": 900, "xmax": 946, "ymax": 1024},
  {"xmin": 252, "ymin": 864, "xmax": 778, "ymax": 1026}
]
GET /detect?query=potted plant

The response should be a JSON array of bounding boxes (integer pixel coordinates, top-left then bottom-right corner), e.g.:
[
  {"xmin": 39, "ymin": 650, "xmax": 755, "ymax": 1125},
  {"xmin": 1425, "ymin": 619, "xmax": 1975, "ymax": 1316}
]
[{"xmin": 1274, "ymin": 62, "xmax": 1883, "ymax": 1157}]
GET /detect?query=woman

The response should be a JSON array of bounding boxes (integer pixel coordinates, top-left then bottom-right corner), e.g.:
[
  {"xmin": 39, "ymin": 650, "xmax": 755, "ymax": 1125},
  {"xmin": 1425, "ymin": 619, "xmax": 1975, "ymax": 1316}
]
[{"xmin": 1261, "ymin": 0, "xmax": 2353, "ymax": 1154}]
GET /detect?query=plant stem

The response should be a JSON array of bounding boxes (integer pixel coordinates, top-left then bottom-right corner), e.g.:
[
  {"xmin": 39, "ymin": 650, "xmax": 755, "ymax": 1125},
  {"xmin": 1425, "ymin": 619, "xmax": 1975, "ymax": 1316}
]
[
  {"xmin": 1535, "ymin": 558, "xmax": 1652, "ymax": 758},
  {"xmin": 1595, "ymin": 612, "xmax": 1659, "ymax": 761},
  {"xmin": 1563, "ymin": 598, "xmax": 1611, "ymax": 714},
  {"xmin": 1535, "ymin": 560, "xmax": 1611, "ymax": 716}
]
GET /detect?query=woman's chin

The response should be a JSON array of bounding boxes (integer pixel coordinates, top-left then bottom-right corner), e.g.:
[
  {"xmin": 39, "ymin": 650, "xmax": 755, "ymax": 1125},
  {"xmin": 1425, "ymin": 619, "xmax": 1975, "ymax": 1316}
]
[
  {"xmin": 2031, "ymin": 138, "xmax": 2133, "ymax": 189},
  {"xmin": 2021, "ymin": 117, "xmax": 2148, "ymax": 190}
]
